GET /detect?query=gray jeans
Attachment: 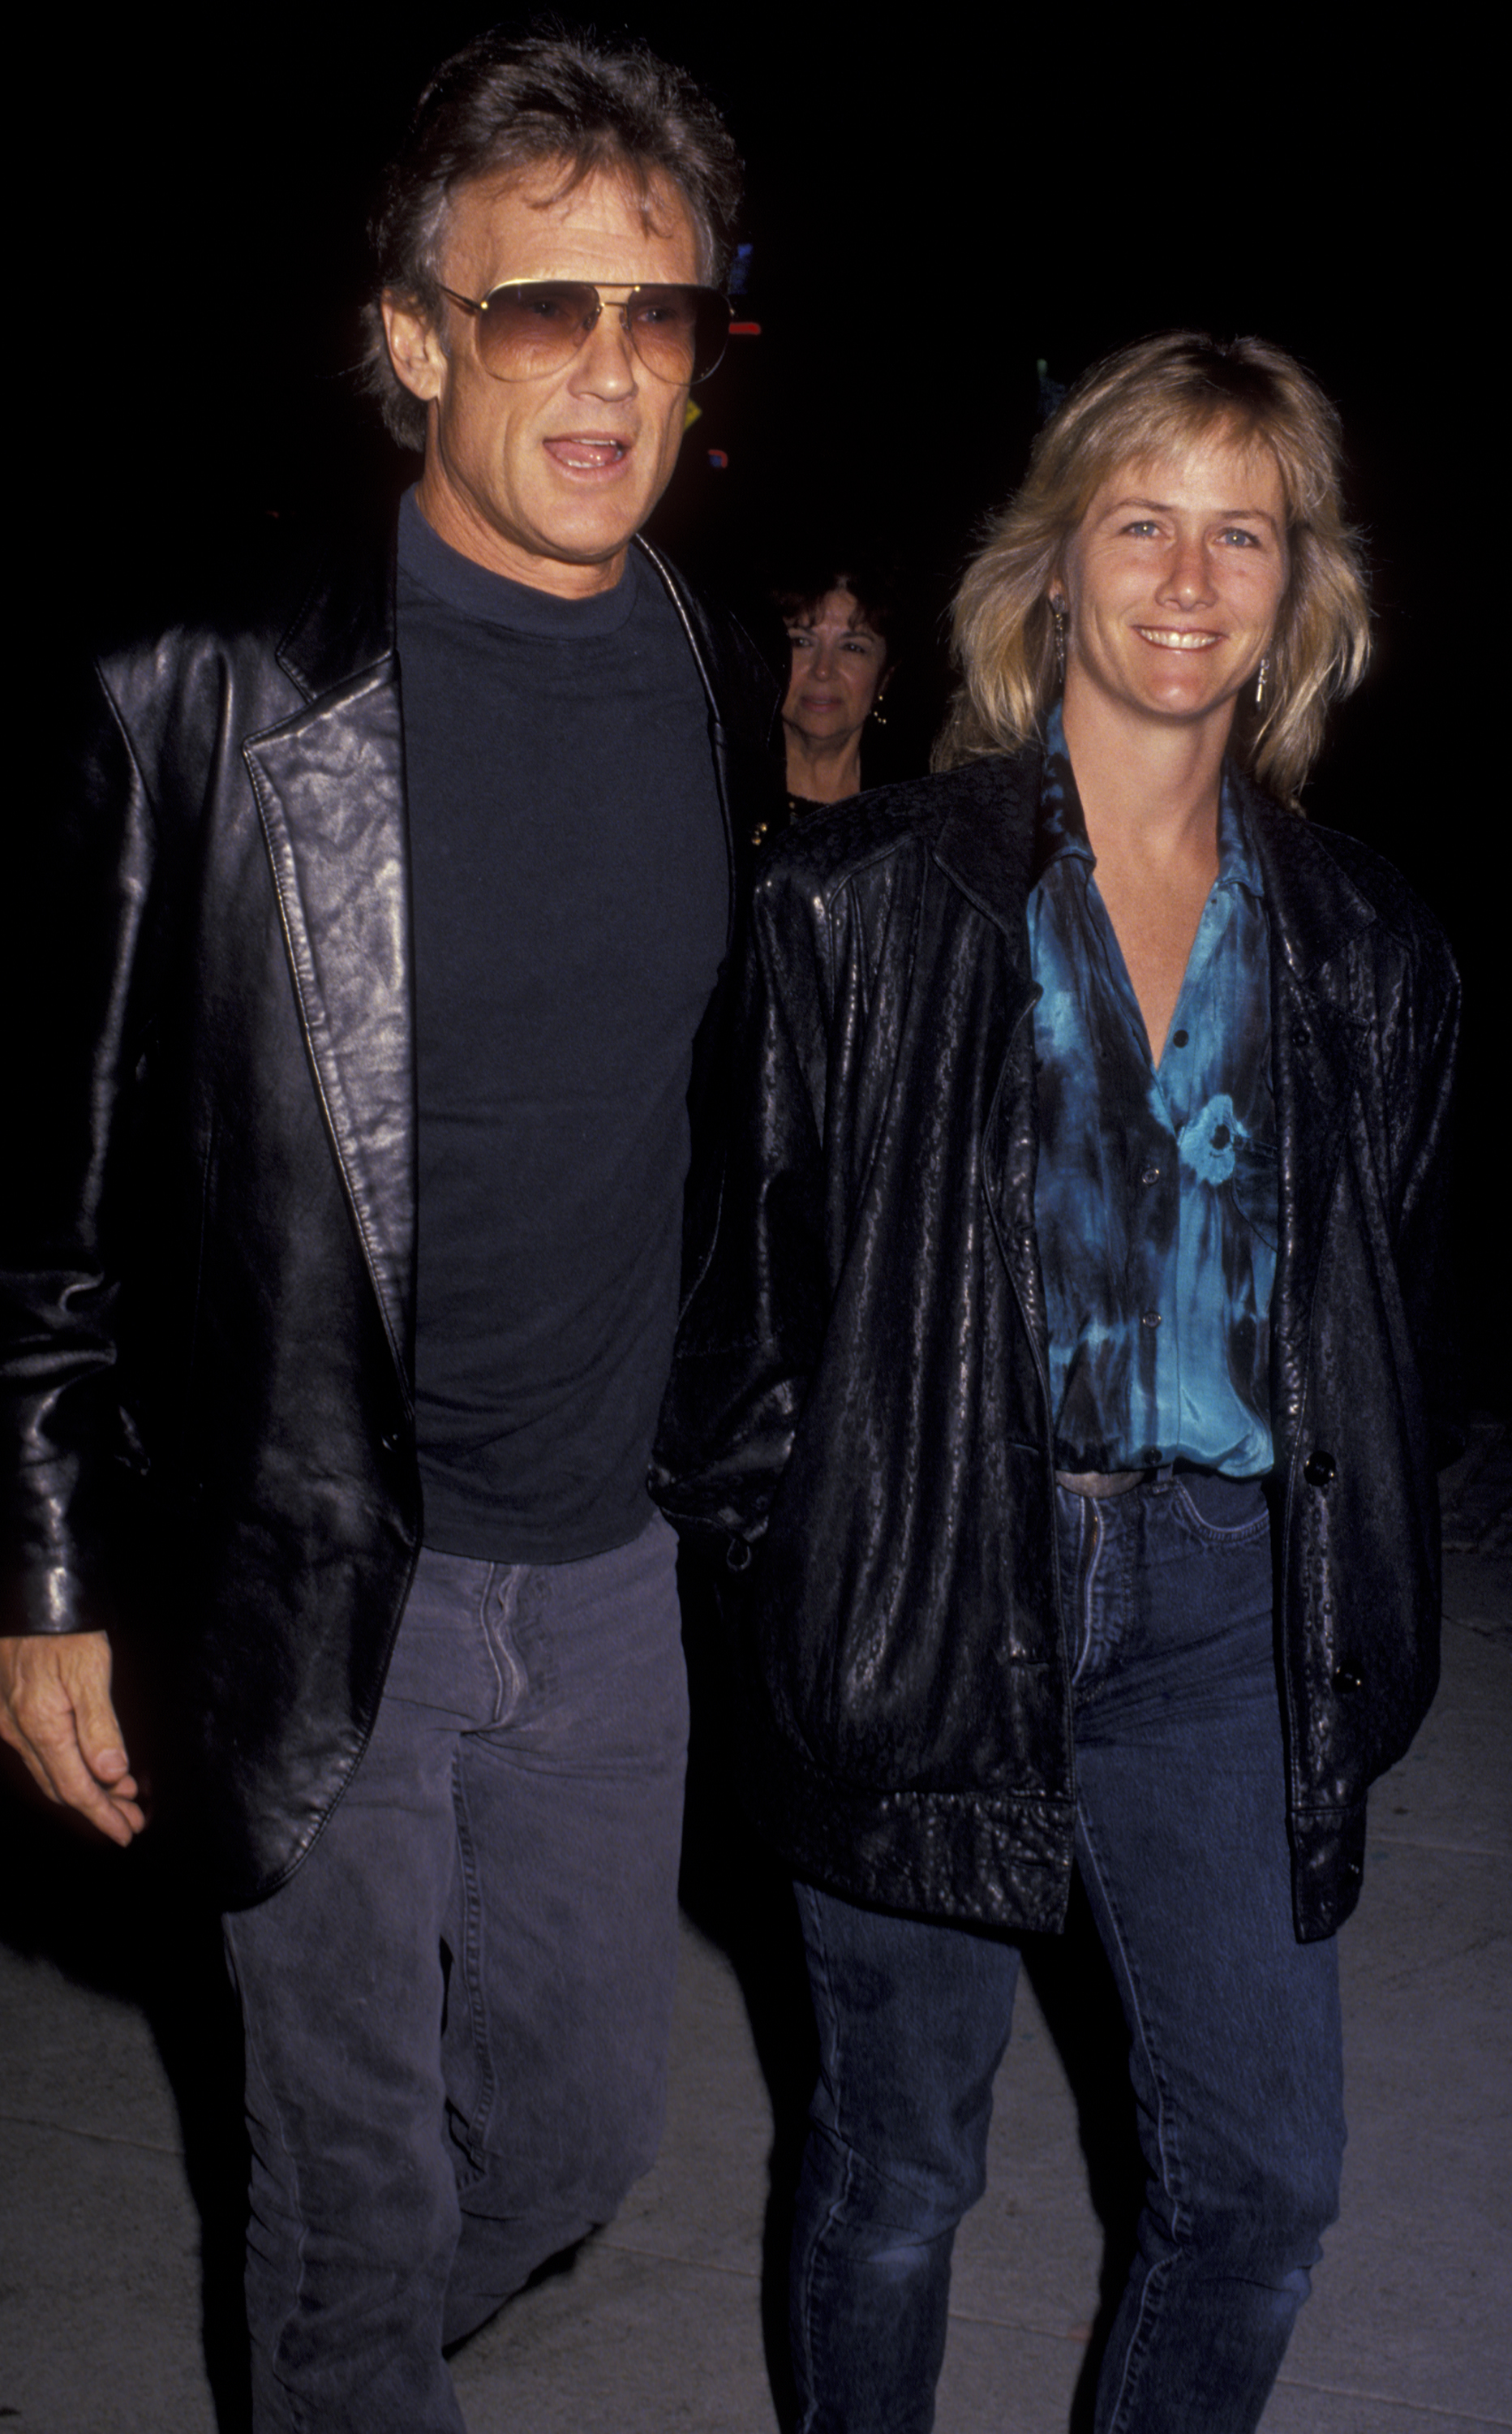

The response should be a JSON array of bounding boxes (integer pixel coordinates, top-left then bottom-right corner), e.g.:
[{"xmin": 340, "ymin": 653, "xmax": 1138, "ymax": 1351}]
[{"xmin": 223, "ymin": 1512, "xmax": 688, "ymax": 2432}]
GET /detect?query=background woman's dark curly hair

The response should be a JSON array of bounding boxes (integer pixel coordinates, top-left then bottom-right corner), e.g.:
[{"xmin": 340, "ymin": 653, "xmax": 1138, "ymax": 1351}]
[{"xmin": 771, "ymin": 561, "xmax": 900, "ymax": 668}]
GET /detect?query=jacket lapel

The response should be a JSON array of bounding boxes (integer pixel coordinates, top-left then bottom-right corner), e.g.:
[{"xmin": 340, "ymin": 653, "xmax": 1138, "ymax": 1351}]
[
  {"xmin": 929, "ymin": 757, "xmax": 1048, "ymax": 1371},
  {"xmin": 1244, "ymin": 788, "xmax": 1372, "ymax": 1395},
  {"xmin": 637, "ymin": 535, "xmax": 780, "ymax": 942},
  {"xmin": 245, "ymin": 540, "xmax": 415, "ymax": 1380},
  {"xmin": 930, "ymin": 752, "xmax": 1042, "ymax": 938}
]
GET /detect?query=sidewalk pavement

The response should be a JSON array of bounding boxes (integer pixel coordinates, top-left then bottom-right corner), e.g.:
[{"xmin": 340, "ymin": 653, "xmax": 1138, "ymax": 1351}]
[{"xmin": 3, "ymin": 1420, "xmax": 1509, "ymax": 2434}]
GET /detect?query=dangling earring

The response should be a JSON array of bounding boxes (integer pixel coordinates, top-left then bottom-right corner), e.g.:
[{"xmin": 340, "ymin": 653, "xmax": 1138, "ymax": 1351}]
[
  {"xmin": 1050, "ymin": 598, "xmax": 1067, "ymax": 686},
  {"xmin": 1254, "ymin": 654, "xmax": 1269, "ymax": 711},
  {"xmin": 870, "ymin": 690, "xmax": 890, "ymax": 728}
]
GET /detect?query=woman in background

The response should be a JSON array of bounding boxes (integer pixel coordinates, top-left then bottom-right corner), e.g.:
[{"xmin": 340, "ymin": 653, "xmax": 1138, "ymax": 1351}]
[{"xmin": 763, "ymin": 565, "xmax": 897, "ymax": 837}]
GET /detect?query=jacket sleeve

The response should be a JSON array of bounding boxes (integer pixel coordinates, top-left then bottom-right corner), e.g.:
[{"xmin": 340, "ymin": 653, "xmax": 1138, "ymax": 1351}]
[
  {"xmin": 652, "ymin": 853, "xmax": 834, "ymax": 1558},
  {"xmin": 2, "ymin": 656, "xmax": 161, "ymax": 1636}
]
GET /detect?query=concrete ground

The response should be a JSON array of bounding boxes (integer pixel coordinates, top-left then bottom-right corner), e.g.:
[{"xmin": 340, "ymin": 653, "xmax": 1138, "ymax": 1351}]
[{"xmin": 2, "ymin": 1419, "xmax": 1508, "ymax": 2434}]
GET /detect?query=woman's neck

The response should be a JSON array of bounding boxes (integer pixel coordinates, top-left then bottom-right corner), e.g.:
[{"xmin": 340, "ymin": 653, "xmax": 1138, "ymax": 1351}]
[
  {"xmin": 784, "ymin": 728, "xmax": 865, "ymax": 804},
  {"xmin": 1059, "ymin": 682, "xmax": 1231, "ymax": 868},
  {"xmin": 1059, "ymin": 679, "xmax": 1235, "ymax": 1063}
]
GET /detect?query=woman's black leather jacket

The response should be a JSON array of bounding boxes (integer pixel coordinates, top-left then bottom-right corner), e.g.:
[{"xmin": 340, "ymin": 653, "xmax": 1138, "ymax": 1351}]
[{"xmin": 654, "ymin": 751, "xmax": 1462, "ymax": 1942}]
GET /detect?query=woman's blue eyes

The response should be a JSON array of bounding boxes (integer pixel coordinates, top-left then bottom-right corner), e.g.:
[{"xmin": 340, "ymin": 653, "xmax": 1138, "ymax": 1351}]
[{"xmin": 1120, "ymin": 520, "xmax": 1262, "ymax": 546}]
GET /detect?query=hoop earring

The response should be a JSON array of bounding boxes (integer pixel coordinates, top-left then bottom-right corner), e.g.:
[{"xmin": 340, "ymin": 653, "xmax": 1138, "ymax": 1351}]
[
  {"xmin": 1050, "ymin": 599, "xmax": 1067, "ymax": 686},
  {"xmin": 1254, "ymin": 654, "xmax": 1269, "ymax": 710}
]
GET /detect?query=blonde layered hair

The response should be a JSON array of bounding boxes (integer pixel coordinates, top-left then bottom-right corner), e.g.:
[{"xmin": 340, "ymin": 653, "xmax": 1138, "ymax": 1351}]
[{"xmin": 934, "ymin": 333, "xmax": 1372, "ymax": 804}]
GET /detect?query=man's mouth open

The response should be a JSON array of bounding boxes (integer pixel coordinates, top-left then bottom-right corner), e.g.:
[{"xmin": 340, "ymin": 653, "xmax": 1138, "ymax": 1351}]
[{"xmin": 544, "ymin": 436, "xmax": 630, "ymax": 472}]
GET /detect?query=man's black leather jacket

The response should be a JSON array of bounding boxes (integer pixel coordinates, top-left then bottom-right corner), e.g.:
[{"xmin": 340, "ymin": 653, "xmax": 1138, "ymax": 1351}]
[
  {"xmin": 4, "ymin": 519, "xmax": 779, "ymax": 1907},
  {"xmin": 654, "ymin": 751, "xmax": 1462, "ymax": 1942}
]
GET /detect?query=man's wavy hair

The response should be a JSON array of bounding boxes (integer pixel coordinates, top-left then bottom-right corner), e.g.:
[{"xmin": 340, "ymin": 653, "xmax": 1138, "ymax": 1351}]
[
  {"xmin": 934, "ymin": 333, "xmax": 1372, "ymax": 804},
  {"xmin": 361, "ymin": 25, "xmax": 743, "ymax": 452}
]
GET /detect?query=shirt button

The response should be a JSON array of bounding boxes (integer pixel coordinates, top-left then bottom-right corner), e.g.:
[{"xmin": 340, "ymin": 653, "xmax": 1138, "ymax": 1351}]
[
  {"xmin": 1140, "ymin": 1164, "xmax": 1162, "ymax": 1186},
  {"xmin": 1171, "ymin": 1029, "xmax": 1189, "ymax": 1047},
  {"xmin": 1304, "ymin": 1451, "xmax": 1337, "ymax": 1487},
  {"xmin": 1141, "ymin": 1309, "xmax": 1162, "ymax": 1328}
]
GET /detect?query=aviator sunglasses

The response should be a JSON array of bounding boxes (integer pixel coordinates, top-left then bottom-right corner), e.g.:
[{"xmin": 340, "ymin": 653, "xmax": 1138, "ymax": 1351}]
[{"xmin": 437, "ymin": 278, "xmax": 732, "ymax": 385}]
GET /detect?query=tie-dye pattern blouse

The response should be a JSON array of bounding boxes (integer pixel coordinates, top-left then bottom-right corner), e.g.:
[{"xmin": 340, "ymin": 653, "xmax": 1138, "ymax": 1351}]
[{"xmin": 1028, "ymin": 709, "xmax": 1277, "ymax": 1476}]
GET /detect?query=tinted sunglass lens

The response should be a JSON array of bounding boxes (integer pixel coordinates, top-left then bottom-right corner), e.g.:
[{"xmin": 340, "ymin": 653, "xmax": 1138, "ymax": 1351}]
[
  {"xmin": 472, "ymin": 282, "xmax": 731, "ymax": 382},
  {"xmin": 681, "ymin": 290, "xmax": 732, "ymax": 383},
  {"xmin": 475, "ymin": 282, "xmax": 596, "ymax": 376},
  {"xmin": 625, "ymin": 289, "xmax": 730, "ymax": 383}
]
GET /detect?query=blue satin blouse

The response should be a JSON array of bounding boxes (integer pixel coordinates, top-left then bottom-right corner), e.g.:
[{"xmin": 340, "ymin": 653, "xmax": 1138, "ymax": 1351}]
[{"xmin": 1028, "ymin": 707, "xmax": 1278, "ymax": 1477}]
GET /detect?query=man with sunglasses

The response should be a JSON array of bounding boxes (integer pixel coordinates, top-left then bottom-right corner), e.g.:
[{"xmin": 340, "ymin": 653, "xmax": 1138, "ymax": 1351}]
[{"xmin": 2, "ymin": 28, "xmax": 776, "ymax": 2431}]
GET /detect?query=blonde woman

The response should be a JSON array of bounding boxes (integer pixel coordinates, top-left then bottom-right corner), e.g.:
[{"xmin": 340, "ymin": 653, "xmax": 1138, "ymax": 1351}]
[{"xmin": 659, "ymin": 333, "xmax": 1459, "ymax": 2434}]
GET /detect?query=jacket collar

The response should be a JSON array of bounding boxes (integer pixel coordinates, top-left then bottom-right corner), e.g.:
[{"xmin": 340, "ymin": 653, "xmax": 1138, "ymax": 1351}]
[
  {"xmin": 926, "ymin": 748, "xmax": 1382, "ymax": 986},
  {"xmin": 274, "ymin": 516, "xmax": 396, "ymax": 704},
  {"xmin": 1231, "ymin": 768, "xmax": 1379, "ymax": 990},
  {"xmin": 929, "ymin": 752, "xmax": 1043, "ymax": 952}
]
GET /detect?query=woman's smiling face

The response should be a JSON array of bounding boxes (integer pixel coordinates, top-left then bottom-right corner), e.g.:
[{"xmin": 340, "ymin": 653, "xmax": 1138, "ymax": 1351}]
[{"xmin": 1056, "ymin": 427, "xmax": 1290, "ymax": 743}]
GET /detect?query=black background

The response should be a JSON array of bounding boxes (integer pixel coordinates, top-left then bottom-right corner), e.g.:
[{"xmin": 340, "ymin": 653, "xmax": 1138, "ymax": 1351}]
[
  {"xmin": 9, "ymin": 40, "xmax": 1497, "ymax": 2419},
  {"xmin": 54, "ymin": 11, "xmax": 1497, "ymax": 1392}
]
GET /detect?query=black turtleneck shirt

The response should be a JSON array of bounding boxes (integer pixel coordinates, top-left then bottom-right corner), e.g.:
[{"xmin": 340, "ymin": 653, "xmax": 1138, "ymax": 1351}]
[{"xmin": 397, "ymin": 492, "xmax": 726, "ymax": 1562}]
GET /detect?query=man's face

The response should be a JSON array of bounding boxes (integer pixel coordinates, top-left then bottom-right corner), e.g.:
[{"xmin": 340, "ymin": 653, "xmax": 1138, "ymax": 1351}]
[{"xmin": 384, "ymin": 165, "xmax": 702, "ymax": 598}]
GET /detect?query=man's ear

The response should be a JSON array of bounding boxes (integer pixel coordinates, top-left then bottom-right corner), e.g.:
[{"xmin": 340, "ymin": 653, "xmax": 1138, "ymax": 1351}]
[{"xmin": 381, "ymin": 293, "xmax": 448, "ymax": 404}]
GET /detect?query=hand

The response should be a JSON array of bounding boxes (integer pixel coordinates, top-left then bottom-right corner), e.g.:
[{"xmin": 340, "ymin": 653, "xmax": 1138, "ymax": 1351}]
[{"xmin": 0, "ymin": 1631, "xmax": 145, "ymax": 1845}]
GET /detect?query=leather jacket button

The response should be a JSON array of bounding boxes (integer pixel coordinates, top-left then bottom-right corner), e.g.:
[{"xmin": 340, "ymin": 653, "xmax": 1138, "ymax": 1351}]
[
  {"xmin": 380, "ymin": 1430, "xmax": 399, "ymax": 1454},
  {"xmin": 726, "ymin": 1537, "xmax": 754, "ymax": 1574},
  {"xmin": 1332, "ymin": 1665, "xmax": 1364, "ymax": 1694},
  {"xmin": 1304, "ymin": 1451, "xmax": 1336, "ymax": 1487}
]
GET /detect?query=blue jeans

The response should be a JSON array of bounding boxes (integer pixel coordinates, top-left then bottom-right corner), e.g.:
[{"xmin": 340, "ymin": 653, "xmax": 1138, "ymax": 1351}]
[
  {"xmin": 789, "ymin": 1473, "xmax": 1345, "ymax": 2434},
  {"xmin": 222, "ymin": 1512, "xmax": 688, "ymax": 2433}
]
